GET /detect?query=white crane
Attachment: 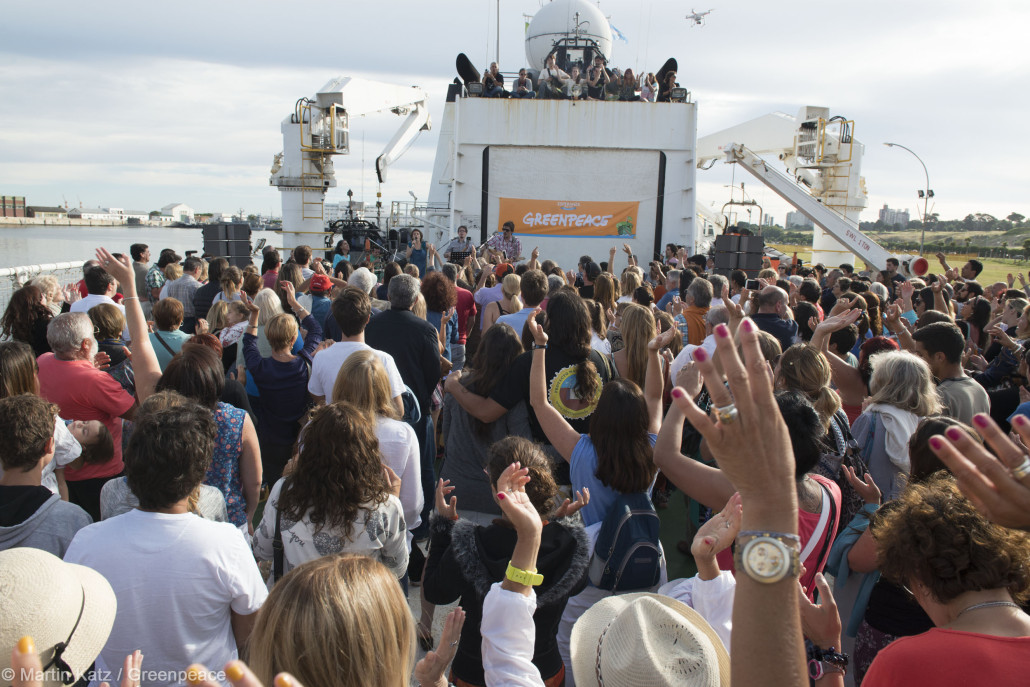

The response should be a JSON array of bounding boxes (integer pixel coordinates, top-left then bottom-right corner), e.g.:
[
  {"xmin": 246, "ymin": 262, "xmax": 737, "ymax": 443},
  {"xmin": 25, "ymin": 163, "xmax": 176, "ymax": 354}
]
[{"xmin": 270, "ymin": 77, "xmax": 431, "ymax": 251}]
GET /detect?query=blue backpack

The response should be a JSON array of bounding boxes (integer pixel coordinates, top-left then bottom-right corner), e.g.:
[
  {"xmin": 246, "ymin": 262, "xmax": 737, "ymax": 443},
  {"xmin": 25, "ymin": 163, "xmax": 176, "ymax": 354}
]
[{"xmin": 588, "ymin": 492, "xmax": 663, "ymax": 591}]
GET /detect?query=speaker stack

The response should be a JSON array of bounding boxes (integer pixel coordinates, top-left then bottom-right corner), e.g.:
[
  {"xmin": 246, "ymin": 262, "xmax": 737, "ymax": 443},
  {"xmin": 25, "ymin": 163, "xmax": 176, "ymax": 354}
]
[
  {"xmin": 712, "ymin": 235, "xmax": 765, "ymax": 278},
  {"xmin": 203, "ymin": 223, "xmax": 253, "ymax": 268}
]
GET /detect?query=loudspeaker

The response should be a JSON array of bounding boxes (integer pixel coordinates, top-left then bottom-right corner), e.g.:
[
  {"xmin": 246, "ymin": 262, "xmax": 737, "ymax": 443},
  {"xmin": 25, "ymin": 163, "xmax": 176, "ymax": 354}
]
[{"xmin": 203, "ymin": 223, "xmax": 253, "ymax": 268}]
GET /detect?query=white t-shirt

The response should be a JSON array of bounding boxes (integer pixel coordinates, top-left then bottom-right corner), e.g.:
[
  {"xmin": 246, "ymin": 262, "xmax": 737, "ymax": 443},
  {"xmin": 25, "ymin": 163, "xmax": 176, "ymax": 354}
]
[
  {"xmin": 69, "ymin": 294, "xmax": 130, "ymax": 341},
  {"xmin": 307, "ymin": 341, "xmax": 405, "ymax": 400},
  {"xmin": 64, "ymin": 510, "xmax": 267, "ymax": 686},
  {"xmin": 376, "ymin": 416, "xmax": 423, "ymax": 543}
]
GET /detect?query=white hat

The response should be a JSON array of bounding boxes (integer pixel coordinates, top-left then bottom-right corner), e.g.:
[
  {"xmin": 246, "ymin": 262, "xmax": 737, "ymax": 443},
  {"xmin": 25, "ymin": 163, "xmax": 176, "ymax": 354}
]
[
  {"xmin": 0, "ymin": 548, "xmax": 117, "ymax": 687},
  {"xmin": 571, "ymin": 593, "xmax": 730, "ymax": 687}
]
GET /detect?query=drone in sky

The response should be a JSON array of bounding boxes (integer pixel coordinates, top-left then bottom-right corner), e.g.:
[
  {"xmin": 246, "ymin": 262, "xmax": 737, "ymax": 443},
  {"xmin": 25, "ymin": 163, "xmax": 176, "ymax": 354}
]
[{"xmin": 686, "ymin": 8, "xmax": 712, "ymax": 26}]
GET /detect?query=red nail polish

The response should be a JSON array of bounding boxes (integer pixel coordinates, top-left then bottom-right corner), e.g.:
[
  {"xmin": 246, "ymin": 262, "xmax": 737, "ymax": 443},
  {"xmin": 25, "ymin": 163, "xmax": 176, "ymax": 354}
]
[
  {"xmin": 1015, "ymin": 415, "xmax": 1028, "ymax": 427},
  {"xmin": 946, "ymin": 427, "xmax": 963, "ymax": 441},
  {"xmin": 694, "ymin": 348, "xmax": 708, "ymax": 362},
  {"xmin": 973, "ymin": 414, "xmax": 990, "ymax": 428},
  {"xmin": 715, "ymin": 324, "xmax": 729, "ymax": 338},
  {"xmin": 497, "ymin": 493, "xmax": 506, "ymax": 500},
  {"xmin": 742, "ymin": 319, "xmax": 755, "ymax": 333},
  {"xmin": 929, "ymin": 436, "xmax": 944, "ymax": 450},
  {"xmin": 671, "ymin": 388, "xmax": 684, "ymax": 399}
]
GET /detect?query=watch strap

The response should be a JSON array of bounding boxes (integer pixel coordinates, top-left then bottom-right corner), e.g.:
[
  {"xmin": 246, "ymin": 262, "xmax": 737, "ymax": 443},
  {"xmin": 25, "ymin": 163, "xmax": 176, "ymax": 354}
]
[{"xmin": 505, "ymin": 561, "xmax": 543, "ymax": 586}]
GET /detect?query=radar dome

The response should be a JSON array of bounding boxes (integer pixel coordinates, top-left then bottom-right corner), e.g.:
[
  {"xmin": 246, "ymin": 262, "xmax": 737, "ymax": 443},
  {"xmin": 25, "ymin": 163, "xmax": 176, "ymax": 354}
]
[{"xmin": 525, "ymin": 0, "xmax": 613, "ymax": 71}]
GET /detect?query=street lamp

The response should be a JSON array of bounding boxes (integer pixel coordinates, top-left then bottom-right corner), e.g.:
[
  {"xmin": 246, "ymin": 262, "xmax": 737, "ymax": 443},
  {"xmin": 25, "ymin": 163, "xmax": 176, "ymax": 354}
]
[{"xmin": 883, "ymin": 142, "xmax": 933, "ymax": 256}]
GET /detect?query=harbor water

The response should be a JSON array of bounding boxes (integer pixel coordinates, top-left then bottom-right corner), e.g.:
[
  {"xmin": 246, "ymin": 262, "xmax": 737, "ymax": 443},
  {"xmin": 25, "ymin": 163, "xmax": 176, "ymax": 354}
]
[{"xmin": 0, "ymin": 225, "xmax": 207, "ymax": 269}]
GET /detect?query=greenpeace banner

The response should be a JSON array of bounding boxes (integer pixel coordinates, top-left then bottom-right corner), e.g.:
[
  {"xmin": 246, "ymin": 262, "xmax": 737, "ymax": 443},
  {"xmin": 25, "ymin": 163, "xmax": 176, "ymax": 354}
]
[{"xmin": 499, "ymin": 198, "xmax": 640, "ymax": 238}]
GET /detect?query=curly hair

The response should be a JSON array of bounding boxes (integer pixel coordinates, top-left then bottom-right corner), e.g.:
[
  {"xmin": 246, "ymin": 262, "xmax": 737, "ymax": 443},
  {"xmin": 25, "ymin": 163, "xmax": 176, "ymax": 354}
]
[
  {"xmin": 124, "ymin": 391, "xmax": 218, "ymax": 510},
  {"xmin": 1, "ymin": 285, "xmax": 51, "ymax": 344},
  {"xmin": 278, "ymin": 402, "xmax": 388, "ymax": 537},
  {"xmin": 873, "ymin": 473, "xmax": 1030, "ymax": 603},
  {"xmin": 486, "ymin": 437, "xmax": 558, "ymax": 516},
  {"xmin": 420, "ymin": 271, "xmax": 457, "ymax": 312}
]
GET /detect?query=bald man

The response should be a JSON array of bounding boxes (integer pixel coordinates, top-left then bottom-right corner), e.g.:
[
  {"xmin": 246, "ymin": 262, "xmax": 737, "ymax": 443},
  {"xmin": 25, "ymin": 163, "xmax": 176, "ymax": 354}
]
[{"xmin": 752, "ymin": 285, "xmax": 798, "ymax": 352}]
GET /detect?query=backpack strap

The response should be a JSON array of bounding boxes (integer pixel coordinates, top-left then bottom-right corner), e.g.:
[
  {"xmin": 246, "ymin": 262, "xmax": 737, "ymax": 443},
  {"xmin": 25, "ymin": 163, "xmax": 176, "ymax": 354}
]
[
  {"xmin": 800, "ymin": 483, "xmax": 832, "ymax": 562},
  {"xmin": 272, "ymin": 497, "xmax": 284, "ymax": 583},
  {"xmin": 802, "ymin": 481, "xmax": 838, "ymax": 580}
]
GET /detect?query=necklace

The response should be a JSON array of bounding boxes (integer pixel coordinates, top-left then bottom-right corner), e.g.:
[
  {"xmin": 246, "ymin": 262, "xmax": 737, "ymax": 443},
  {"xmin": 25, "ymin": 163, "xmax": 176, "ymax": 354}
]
[{"xmin": 956, "ymin": 600, "xmax": 1020, "ymax": 618}]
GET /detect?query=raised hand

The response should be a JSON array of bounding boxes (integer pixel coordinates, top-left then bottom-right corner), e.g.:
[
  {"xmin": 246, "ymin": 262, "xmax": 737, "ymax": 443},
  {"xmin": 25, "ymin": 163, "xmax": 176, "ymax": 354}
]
[
  {"xmin": 690, "ymin": 492, "xmax": 742, "ymax": 560},
  {"xmin": 435, "ymin": 478, "xmax": 458, "ymax": 519},
  {"xmin": 531, "ymin": 246, "xmax": 539, "ymax": 262},
  {"xmin": 900, "ymin": 280, "xmax": 915, "ymax": 301},
  {"xmin": 526, "ymin": 307, "xmax": 548, "ymax": 346},
  {"xmin": 195, "ymin": 318, "xmax": 210, "ymax": 335},
  {"xmin": 648, "ymin": 325, "xmax": 678, "ymax": 352},
  {"xmin": 1009, "ymin": 273, "xmax": 1016, "ymax": 289},
  {"xmin": 414, "ymin": 607, "xmax": 466, "ymax": 687},
  {"xmin": 623, "ymin": 243, "xmax": 633, "ymax": 255},
  {"xmin": 495, "ymin": 462, "xmax": 540, "ymax": 536},
  {"xmin": 240, "ymin": 292, "xmax": 260, "ymax": 314},
  {"xmin": 554, "ymin": 487, "xmax": 590, "ymax": 519},
  {"xmin": 798, "ymin": 573, "xmax": 842, "ymax": 650},
  {"xmin": 929, "ymin": 413, "xmax": 1030, "ymax": 531},
  {"xmin": 675, "ymin": 360, "xmax": 703, "ymax": 399},
  {"xmin": 843, "ymin": 466, "xmax": 881, "ymax": 505},
  {"xmin": 815, "ymin": 308, "xmax": 861, "ymax": 334},
  {"xmin": 565, "ymin": 269, "xmax": 577, "ymax": 285},
  {"xmin": 95, "ymin": 247, "xmax": 134, "ymax": 290},
  {"xmin": 313, "ymin": 261, "xmax": 326, "ymax": 275}
]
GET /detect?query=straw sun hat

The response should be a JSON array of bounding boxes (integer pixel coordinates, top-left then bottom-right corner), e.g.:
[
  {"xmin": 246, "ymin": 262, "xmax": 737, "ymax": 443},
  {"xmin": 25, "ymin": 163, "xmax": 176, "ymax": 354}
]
[
  {"xmin": 571, "ymin": 593, "xmax": 731, "ymax": 687},
  {"xmin": 0, "ymin": 548, "xmax": 116, "ymax": 687}
]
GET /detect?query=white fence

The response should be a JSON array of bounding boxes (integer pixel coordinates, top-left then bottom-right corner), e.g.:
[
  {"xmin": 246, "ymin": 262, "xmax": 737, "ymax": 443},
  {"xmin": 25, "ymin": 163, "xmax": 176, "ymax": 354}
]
[{"xmin": 0, "ymin": 262, "xmax": 84, "ymax": 317}]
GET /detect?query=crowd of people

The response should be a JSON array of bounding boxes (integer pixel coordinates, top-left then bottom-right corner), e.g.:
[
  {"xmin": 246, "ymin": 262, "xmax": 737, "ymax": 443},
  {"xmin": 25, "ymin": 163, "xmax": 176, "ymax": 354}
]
[
  {"xmin": 1, "ymin": 233, "xmax": 1030, "ymax": 687},
  {"xmin": 479, "ymin": 56, "xmax": 680, "ymax": 103}
]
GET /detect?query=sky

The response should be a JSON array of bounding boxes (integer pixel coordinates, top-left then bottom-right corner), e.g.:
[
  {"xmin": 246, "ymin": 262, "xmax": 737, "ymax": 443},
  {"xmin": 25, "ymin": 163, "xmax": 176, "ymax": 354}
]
[{"xmin": 1, "ymin": 0, "xmax": 1028, "ymax": 229}]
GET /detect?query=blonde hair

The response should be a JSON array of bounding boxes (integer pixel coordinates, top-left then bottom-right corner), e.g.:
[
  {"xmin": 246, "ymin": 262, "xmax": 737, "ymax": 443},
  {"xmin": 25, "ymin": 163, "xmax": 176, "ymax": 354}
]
[
  {"xmin": 163, "ymin": 263, "xmax": 183, "ymax": 281},
  {"xmin": 412, "ymin": 293, "xmax": 427, "ymax": 320},
  {"xmin": 219, "ymin": 266, "xmax": 243, "ymax": 300},
  {"xmin": 206, "ymin": 301, "xmax": 229, "ymax": 332},
  {"xmin": 248, "ymin": 554, "xmax": 414, "ymax": 687},
  {"xmin": 254, "ymin": 288, "xmax": 285, "ymax": 326},
  {"xmin": 501, "ymin": 273, "xmax": 523, "ymax": 311},
  {"xmin": 620, "ymin": 269, "xmax": 642, "ymax": 298},
  {"xmin": 28, "ymin": 275, "xmax": 60, "ymax": 302},
  {"xmin": 593, "ymin": 273, "xmax": 617, "ymax": 313},
  {"xmin": 777, "ymin": 344, "xmax": 841, "ymax": 428},
  {"xmin": 331, "ymin": 349, "xmax": 399, "ymax": 419},
  {"xmin": 266, "ymin": 312, "xmax": 298, "ymax": 352},
  {"xmin": 867, "ymin": 350, "xmax": 942, "ymax": 417},
  {"xmin": 620, "ymin": 303, "xmax": 655, "ymax": 388}
]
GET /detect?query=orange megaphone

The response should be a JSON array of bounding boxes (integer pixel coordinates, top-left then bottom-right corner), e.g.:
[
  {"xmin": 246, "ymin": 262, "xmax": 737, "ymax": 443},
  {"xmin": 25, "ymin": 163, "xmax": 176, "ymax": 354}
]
[{"xmin": 912, "ymin": 257, "xmax": 929, "ymax": 276}]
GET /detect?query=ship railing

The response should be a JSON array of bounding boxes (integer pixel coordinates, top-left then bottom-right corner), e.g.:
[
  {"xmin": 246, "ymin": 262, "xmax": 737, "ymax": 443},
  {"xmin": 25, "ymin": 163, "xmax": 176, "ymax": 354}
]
[{"xmin": 0, "ymin": 262, "xmax": 84, "ymax": 319}]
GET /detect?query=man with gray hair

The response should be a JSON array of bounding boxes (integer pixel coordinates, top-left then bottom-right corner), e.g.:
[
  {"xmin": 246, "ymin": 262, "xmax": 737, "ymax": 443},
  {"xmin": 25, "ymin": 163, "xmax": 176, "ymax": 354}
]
[
  {"xmin": 669, "ymin": 306, "xmax": 729, "ymax": 381},
  {"xmin": 753, "ymin": 285, "xmax": 798, "ymax": 352},
  {"xmin": 674, "ymin": 277, "xmax": 713, "ymax": 346},
  {"xmin": 348, "ymin": 266, "xmax": 389, "ymax": 312},
  {"xmin": 365, "ymin": 274, "xmax": 442, "ymax": 546},
  {"xmin": 36, "ymin": 313, "xmax": 136, "ymax": 520},
  {"xmin": 656, "ymin": 269, "xmax": 681, "ymax": 312},
  {"xmin": 708, "ymin": 274, "xmax": 728, "ymax": 307}
]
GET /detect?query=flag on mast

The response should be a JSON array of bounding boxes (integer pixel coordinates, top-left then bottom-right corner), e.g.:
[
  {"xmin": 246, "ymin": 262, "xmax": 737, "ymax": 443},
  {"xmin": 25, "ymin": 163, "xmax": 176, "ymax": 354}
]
[{"xmin": 610, "ymin": 23, "xmax": 628, "ymax": 42}]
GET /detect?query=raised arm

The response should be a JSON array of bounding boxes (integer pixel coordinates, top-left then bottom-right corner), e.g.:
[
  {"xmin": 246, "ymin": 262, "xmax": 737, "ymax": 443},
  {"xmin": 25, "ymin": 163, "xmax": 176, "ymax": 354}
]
[
  {"xmin": 96, "ymin": 248, "xmax": 161, "ymax": 401},
  {"xmin": 645, "ymin": 328, "xmax": 676, "ymax": 433},
  {"xmin": 654, "ymin": 395, "xmax": 735, "ymax": 511},
  {"xmin": 527, "ymin": 309, "xmax": 580, "ymax": 461},
  {"xmin": 883, "ymin": 302, "xmax": 915, "ymax": 352}
]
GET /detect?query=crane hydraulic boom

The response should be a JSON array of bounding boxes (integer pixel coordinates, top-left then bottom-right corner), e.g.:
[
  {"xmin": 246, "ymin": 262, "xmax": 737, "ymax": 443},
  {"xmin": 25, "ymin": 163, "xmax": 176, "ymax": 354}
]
[{"xmin": 698, "ymin": 106, "xmax": 892, "ymax": 270}]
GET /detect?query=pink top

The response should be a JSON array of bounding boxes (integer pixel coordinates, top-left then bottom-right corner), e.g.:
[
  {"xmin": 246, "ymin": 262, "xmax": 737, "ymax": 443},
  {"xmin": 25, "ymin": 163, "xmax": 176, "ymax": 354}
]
[
  {"xmin": 37, "ymin": 354, "xmax": 135, "ymax": 480},
  {"xmin": 262, "ymin": 269, "xmax": 279, "ymax": 290}
]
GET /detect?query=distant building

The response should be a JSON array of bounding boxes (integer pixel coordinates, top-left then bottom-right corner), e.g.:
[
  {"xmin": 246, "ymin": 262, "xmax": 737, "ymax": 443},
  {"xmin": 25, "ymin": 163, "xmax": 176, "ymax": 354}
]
[
  {"xmin": 161, "ymin": 203, "xmax": 195, "ymax": 223},
  {"xmin": 786, "ymin": 211, "xmax": 813, "ymax": 229},
  {"xmin": 878, "ymin": 204, "xmax": 910, "ymax": 228},
  {"xmin": 68, "ymin": 207, "xmax": 115, "ymax": 221},
  {"xmin": 27, "ymin": 206, "xmax": 67, "ymax": 220},
  {"xmin": 762, "ymin": 215, "xmax": 775, "ymax": 227},
  {"xmin": 1, "ymin": 196, "xmax": 26, "ymax": 218}
]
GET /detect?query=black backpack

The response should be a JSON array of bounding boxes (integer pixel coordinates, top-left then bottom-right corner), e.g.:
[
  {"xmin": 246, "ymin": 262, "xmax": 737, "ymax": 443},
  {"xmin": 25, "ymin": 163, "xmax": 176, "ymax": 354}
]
[{"xmin": 588, "ymin": 492, "xmax": 663, "ymax": 591}]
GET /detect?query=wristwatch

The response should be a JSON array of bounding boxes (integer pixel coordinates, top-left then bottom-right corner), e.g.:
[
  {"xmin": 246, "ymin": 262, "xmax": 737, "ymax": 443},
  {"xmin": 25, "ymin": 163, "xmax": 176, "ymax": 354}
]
[
  {"xmin": 733, "ymin": 531, "xmax": 801, "ymax": 584},
  {"xmin": 505, "ymin": 562, "xmax": 543, "ymax": 586},
  {"xmin": 531, "ymin": 342, "xmax": 548, "ymax": 350},
  {"xmin": 807, "ymin": 646, "xmax": 848, "ymax": 680}
]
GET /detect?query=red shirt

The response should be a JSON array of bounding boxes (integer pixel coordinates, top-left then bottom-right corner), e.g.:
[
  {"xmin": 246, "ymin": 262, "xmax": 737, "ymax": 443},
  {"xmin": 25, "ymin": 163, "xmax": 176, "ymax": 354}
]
[
  {"xmin": 262, "ymin": 269, "xmax": 279, "ymax": 290},
  {"xmin": 863, "ymin": 628, "xmax": 1030, "ymax": 687},
  {"xmin": 455, "ymin": 287, "xmax": 477, "ymax": 345},
  {"xmin": 37, "ymin": 354, "xmax": 135, "ymax": 480}
]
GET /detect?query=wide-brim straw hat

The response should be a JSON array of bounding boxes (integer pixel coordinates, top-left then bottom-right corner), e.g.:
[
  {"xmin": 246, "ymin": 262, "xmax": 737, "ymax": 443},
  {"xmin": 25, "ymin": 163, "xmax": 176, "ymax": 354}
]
[
  {"xmin": 0, "ymin": 548, "xmax": 117, "ymax": 687},
  {"xmin": 571, "ymin": 592, "xmax": 731, "ymax": 687}
]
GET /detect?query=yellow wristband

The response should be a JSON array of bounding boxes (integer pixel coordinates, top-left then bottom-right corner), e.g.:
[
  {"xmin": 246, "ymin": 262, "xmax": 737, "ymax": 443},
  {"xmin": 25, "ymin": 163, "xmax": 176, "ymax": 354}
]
[{"xmin": 505, "ymin": 561, "xmax": 543, "ymax": 587}]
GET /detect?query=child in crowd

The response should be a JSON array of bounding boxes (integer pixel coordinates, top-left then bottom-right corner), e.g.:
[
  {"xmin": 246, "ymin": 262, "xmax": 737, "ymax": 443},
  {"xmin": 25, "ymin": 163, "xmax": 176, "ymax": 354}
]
[
  {"xmin": 0, "ymin": 395, "xmax": 92, "ymax": 557},
  {"xmin": 64, "ymin": 418, "xmax": 115, "ymax": 470}
]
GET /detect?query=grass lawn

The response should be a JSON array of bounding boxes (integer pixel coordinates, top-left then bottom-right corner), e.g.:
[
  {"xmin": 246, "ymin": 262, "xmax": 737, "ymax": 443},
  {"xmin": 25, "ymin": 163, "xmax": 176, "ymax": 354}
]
[{"xmin": 768, "ymin": 244, "xmax": 1029, "ymax": 287}]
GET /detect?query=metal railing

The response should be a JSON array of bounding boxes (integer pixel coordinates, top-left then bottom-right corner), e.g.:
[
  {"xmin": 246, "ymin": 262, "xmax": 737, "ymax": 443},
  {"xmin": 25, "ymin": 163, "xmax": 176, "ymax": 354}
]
[{"xmin": 0, "ymin": 262, "xmax": 83, "ymax": 317}]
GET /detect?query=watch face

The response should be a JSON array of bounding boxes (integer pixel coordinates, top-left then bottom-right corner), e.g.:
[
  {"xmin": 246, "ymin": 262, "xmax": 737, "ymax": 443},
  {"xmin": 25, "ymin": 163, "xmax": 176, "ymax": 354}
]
[{"xmin": 742, "ymin": 538, "xmax": 789, "ymax": 582}]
